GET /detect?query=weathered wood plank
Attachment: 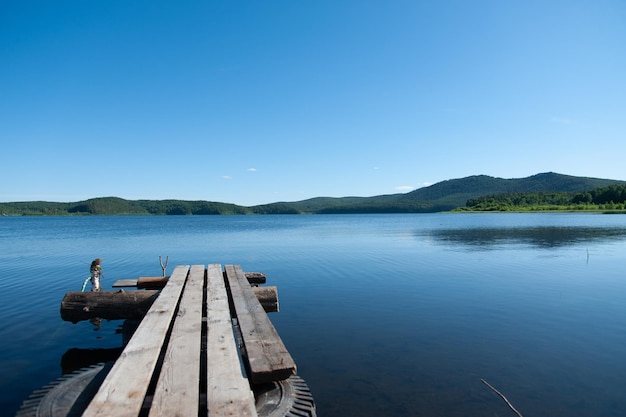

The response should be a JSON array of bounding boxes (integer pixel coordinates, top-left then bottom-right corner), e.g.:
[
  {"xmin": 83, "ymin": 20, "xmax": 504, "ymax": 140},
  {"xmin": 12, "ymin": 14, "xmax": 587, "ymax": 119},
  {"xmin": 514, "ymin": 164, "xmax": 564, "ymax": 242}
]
[
  {"xmin": 82, "ymin": 265, "xmax": 191, "ymax": 417},
  {"xmin": 206, "ymin": 263, "xmax": 257, "ymax": 417},
  {"xmin": 112, "ymin": 279, "xmax": 138, "ymax": 288},
  {"xmin": 149, "ymin": 265, "xmax": 204, "ymax": 417},
  {"xmin": 224, "ymin": 264, "xmax": 296, "ymax": 384}
]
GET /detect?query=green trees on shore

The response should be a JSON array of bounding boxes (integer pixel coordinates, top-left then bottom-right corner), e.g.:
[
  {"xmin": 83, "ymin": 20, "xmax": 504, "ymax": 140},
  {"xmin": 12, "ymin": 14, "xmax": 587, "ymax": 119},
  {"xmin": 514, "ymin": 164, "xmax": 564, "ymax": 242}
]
[
  {"xmin": 464, "ymin": 184, "xmax": 626, "ymax": 212},
  {"xmin": 572, "ymin": 185, "xmax": 626, "ymax": 205}
]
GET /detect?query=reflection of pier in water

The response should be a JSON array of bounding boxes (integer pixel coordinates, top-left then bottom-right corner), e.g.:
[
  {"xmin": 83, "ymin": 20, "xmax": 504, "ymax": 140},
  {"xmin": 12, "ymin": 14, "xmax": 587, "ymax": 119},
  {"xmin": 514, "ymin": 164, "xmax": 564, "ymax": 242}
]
[
  {"xmin": 60, "ymin": 319, "xmax": 139, "ymax": 374},
  {"xmin": 61, "ymin": 347, "xmax": 123, "ymax": 375},
  {"xmin": 420, "ymin": 226, "xmax": 626, "ymax": 249}
]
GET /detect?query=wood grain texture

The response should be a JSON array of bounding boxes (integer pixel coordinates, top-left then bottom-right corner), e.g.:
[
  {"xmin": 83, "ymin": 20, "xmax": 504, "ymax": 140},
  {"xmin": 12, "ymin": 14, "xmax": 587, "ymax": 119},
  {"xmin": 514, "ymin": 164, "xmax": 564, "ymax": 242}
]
[
  {"xmin": 224, "ymin": 264, "xmax": 296, "ymax": 384},
  {"xmin": 82, "ymin": 265, "xmax": 191, "ymax": 417},
  {"xmin": 206, "ymin": 264, "xmax": 258, "ymax": 417},
  {"xmin": 149, "ymin": 265, "xmax": 204, "ymax": 417}
]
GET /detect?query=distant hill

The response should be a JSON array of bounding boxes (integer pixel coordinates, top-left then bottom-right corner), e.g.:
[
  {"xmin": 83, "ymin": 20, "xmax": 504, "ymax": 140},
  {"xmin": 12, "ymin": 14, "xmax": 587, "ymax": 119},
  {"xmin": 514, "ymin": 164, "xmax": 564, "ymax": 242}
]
[
  {"xmin": 1, "ymin": 172, "xmax": 624, "ymax": 215},
  {"xmin": 270, "ymin": 172, "xmax": 624, "ymax": 213},
  {"xmin": 393, "ymin": 172, "xmax": 624, "ymax": 212},
  {"xmin": 0, "ymin": 197, "xmax": 248, "ymax": 216}
]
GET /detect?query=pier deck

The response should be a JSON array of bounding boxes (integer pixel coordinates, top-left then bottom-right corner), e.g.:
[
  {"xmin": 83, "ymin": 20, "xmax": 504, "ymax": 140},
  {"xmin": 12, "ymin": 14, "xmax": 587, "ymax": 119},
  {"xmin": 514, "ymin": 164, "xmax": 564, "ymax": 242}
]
[{"xmin": 82, "ymin": 264, "xmax": 297, "ymax": 417}]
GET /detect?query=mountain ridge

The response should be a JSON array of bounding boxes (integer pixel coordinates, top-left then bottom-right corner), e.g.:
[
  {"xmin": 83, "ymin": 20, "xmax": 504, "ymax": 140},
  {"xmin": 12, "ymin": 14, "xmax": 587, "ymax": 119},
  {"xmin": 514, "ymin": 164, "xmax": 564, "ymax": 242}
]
[{"xmin": 1, "ymin": 172, "xmax": 624, "ymax": 215}]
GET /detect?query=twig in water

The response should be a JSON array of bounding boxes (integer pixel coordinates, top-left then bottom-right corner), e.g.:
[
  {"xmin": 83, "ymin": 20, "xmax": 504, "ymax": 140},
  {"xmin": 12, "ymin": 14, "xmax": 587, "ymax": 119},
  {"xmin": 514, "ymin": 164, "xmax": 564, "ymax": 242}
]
[{"xmin": 481, "ymin": 378, "xmax": 524, "ymax": 417}]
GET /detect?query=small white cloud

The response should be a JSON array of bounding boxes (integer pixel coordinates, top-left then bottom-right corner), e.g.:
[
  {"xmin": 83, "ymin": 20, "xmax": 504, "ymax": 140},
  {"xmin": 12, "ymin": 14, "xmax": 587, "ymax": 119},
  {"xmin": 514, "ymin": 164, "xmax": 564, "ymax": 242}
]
[
  {"xmin": 550, "ymin": 116, "xmax": 573, "ymax": 125},
  {"xmin": 247, "ymin": 168, "xmax": 257, "ymax": 172},
  {"xmin": 221, "ymin": 175, "xmax": 232, "ymax": 180},
  {"xmin": 395, "ymin": 185, "xmax": 414, "ymax": 192},
  {"xmin": 399, "ymin": 182, "xmax": 431, "ymax": 191},
  {"xmin": 373, "ymin": 166, "xmax": 380, "ymax": 170}
]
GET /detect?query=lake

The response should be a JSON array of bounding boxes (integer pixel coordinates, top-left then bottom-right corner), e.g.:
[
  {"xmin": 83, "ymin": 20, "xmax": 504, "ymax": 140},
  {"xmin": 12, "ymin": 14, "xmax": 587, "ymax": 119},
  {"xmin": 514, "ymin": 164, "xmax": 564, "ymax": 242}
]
[{"xmin": 1, "ymin": 213, "xmax": 626, "ymax": 416}]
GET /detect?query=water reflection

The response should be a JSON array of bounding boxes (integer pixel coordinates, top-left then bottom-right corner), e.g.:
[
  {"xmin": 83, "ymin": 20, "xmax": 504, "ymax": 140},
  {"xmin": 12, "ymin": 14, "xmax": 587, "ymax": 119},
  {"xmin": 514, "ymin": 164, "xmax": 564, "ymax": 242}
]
[
  {"xmin": 421, "ymin": 226, "xmax": 626, "ymax": 249},
  {"xmin": 61, "ymin": 347, "xmax": 122, "ymax": 374},
  {"xmin": 61, "ymin": 319, "xmax": 139, "ymax": 374}
]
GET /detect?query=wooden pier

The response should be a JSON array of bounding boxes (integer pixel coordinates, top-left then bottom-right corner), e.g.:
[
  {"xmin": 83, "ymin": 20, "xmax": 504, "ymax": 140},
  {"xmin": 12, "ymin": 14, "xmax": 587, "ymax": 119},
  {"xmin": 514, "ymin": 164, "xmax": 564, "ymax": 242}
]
[{"xmin": 48, "ymin": 264, "xmax": 315, "ymax": 417}]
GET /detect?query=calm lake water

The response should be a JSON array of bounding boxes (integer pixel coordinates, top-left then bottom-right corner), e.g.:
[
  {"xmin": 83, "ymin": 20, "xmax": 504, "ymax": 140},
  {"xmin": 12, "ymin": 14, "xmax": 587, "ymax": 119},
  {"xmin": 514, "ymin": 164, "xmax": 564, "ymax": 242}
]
[{"xmin": 1, "ymin": 213, "xmax": 626, "ymax": 416}]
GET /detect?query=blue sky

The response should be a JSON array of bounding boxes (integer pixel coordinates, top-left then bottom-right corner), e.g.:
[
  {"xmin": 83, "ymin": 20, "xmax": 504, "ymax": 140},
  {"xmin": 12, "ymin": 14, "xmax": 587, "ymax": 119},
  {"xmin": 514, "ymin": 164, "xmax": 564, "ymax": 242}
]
[{"xmin": 2, "ymin": 1, "xmax": 625, "ymax": 206}]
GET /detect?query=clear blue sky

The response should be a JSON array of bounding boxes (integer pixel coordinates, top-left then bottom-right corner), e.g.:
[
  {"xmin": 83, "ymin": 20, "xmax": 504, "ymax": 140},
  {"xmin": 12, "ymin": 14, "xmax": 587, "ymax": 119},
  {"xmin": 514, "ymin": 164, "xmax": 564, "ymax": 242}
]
[{"xmin": 2, "ymin": 1, "xmax": 625, "ymax": 206}]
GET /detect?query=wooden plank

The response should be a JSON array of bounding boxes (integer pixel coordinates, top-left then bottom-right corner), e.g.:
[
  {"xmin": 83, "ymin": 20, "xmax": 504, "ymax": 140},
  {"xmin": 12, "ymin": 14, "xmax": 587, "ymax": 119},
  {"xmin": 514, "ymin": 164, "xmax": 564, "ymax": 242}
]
[
  {"xmin": 224, "ymin": 264, "xmax": 296, "ymax": 384},
  {"xmin": 83, "ymin": 265, "xmax": 191, "ymax": 417},
  {"xmin": 149, "ymin": 265, "xmax": 204, "ymax": 417},
  {"xmin": 206, "ymin": 264, "xmax": 257, "ymax": 417},
  {"xmin": 112, "ymin": 279, "xmax": 138, "ymax": 288}
]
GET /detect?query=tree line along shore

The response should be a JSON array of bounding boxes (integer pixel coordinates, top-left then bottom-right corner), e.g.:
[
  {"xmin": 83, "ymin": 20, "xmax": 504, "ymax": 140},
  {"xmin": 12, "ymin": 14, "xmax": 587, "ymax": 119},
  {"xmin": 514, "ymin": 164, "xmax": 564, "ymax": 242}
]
[{"xmin": 2, "ymin": 184, "xmax": 626, "ymax": 216}]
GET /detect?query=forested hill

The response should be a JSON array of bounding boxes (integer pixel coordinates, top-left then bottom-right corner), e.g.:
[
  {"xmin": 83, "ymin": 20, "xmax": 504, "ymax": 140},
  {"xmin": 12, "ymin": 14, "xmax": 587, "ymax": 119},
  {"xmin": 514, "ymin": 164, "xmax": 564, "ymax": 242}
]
[
  {"xmin": 1, "ymin": 172, "xmax": 624, "ymax": 216},
  {"xmin": 394, "ymin": 172, "xmax": 624, "ymax": 211},
  {"xmin": 279, "ymin": 172, "xmax": 624, "ymax": 213}
]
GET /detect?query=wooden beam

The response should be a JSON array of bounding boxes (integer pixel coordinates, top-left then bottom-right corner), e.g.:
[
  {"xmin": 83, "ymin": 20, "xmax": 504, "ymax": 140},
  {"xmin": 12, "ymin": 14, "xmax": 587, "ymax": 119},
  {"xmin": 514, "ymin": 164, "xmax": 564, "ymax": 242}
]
[
  {"xmin": 60, "ymin": 290, "xmax": 159, "ymax": 322},
  {"xmin": 224, "ymin": 265, "xmax": 296, "ymax": 384},
  {"xmin": 60, "ymin": 286, "xmax": 278, "ymax": 323},
  {"xmin": 244, "ymin": 272, "xmax": 266, "ymax": 285},
  {"xmin": 137, "ymin": 276, "xmax": 170, "ymax": 289},
  {"xmin": 111, "ymin": 277, "xmax": 166, "ymax": 288},
  {"xmin": 252, "ymin": 286, "xmax": 279, "ymax": 313},
  {"xmin": 206, "ymin": 264, "xmax": 257, "ymax": 416},
  {"xmin": 149, "ymin": 265, "xmax": 204, "ymax": 417},
  {"xmin": 112, "ymin": 272, "xmax": 266, "ymax": 289},
  {"xmin": 82, "ymin": 265, "xmax": 191, "ymax": 417}
]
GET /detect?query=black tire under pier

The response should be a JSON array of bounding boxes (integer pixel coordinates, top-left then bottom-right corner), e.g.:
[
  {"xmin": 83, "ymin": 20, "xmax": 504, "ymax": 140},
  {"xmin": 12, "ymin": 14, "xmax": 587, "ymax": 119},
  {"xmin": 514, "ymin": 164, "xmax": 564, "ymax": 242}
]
[{"xmin": 15, "ymin": 363, "xmax": 316, "ymax": 417}]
